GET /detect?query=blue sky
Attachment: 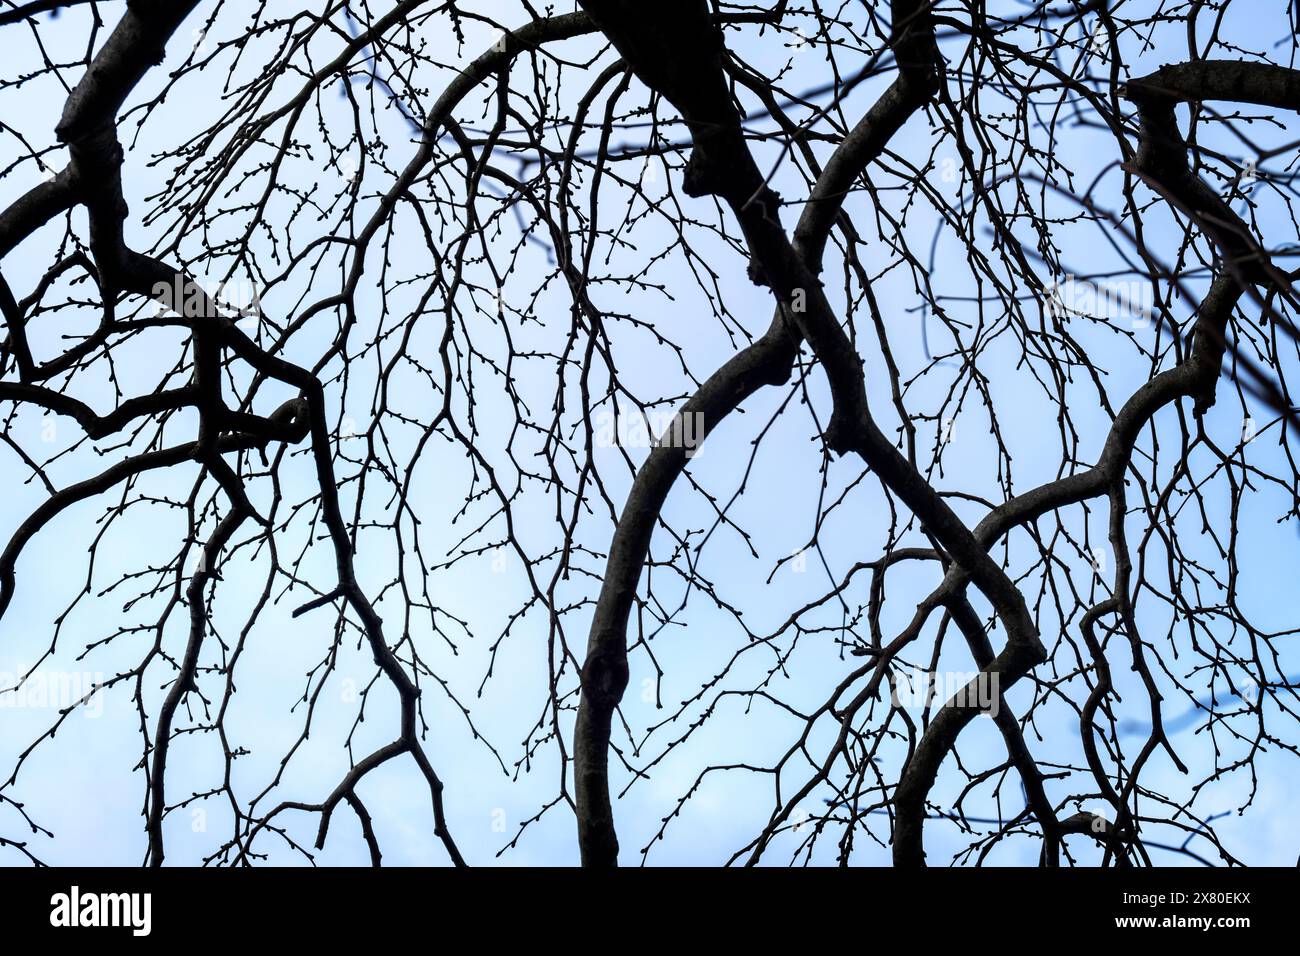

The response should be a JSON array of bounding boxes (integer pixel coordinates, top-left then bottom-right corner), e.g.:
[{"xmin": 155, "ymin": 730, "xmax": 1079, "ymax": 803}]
[{"xmin": 0, "ymin": 0, "xmax": 1298, "ymax": 866}]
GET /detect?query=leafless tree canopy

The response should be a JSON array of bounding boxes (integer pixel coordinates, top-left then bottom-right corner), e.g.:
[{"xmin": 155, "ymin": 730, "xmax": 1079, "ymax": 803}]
[{"xmin": 1, "ymin": 0, "xmax": 1299, "ymax": 867}]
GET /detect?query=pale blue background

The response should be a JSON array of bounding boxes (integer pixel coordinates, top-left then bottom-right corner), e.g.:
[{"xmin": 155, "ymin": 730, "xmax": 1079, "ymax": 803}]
[{"xmin": 0, "ymin": 0, "xmax": 1297, "ymax": 866}]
